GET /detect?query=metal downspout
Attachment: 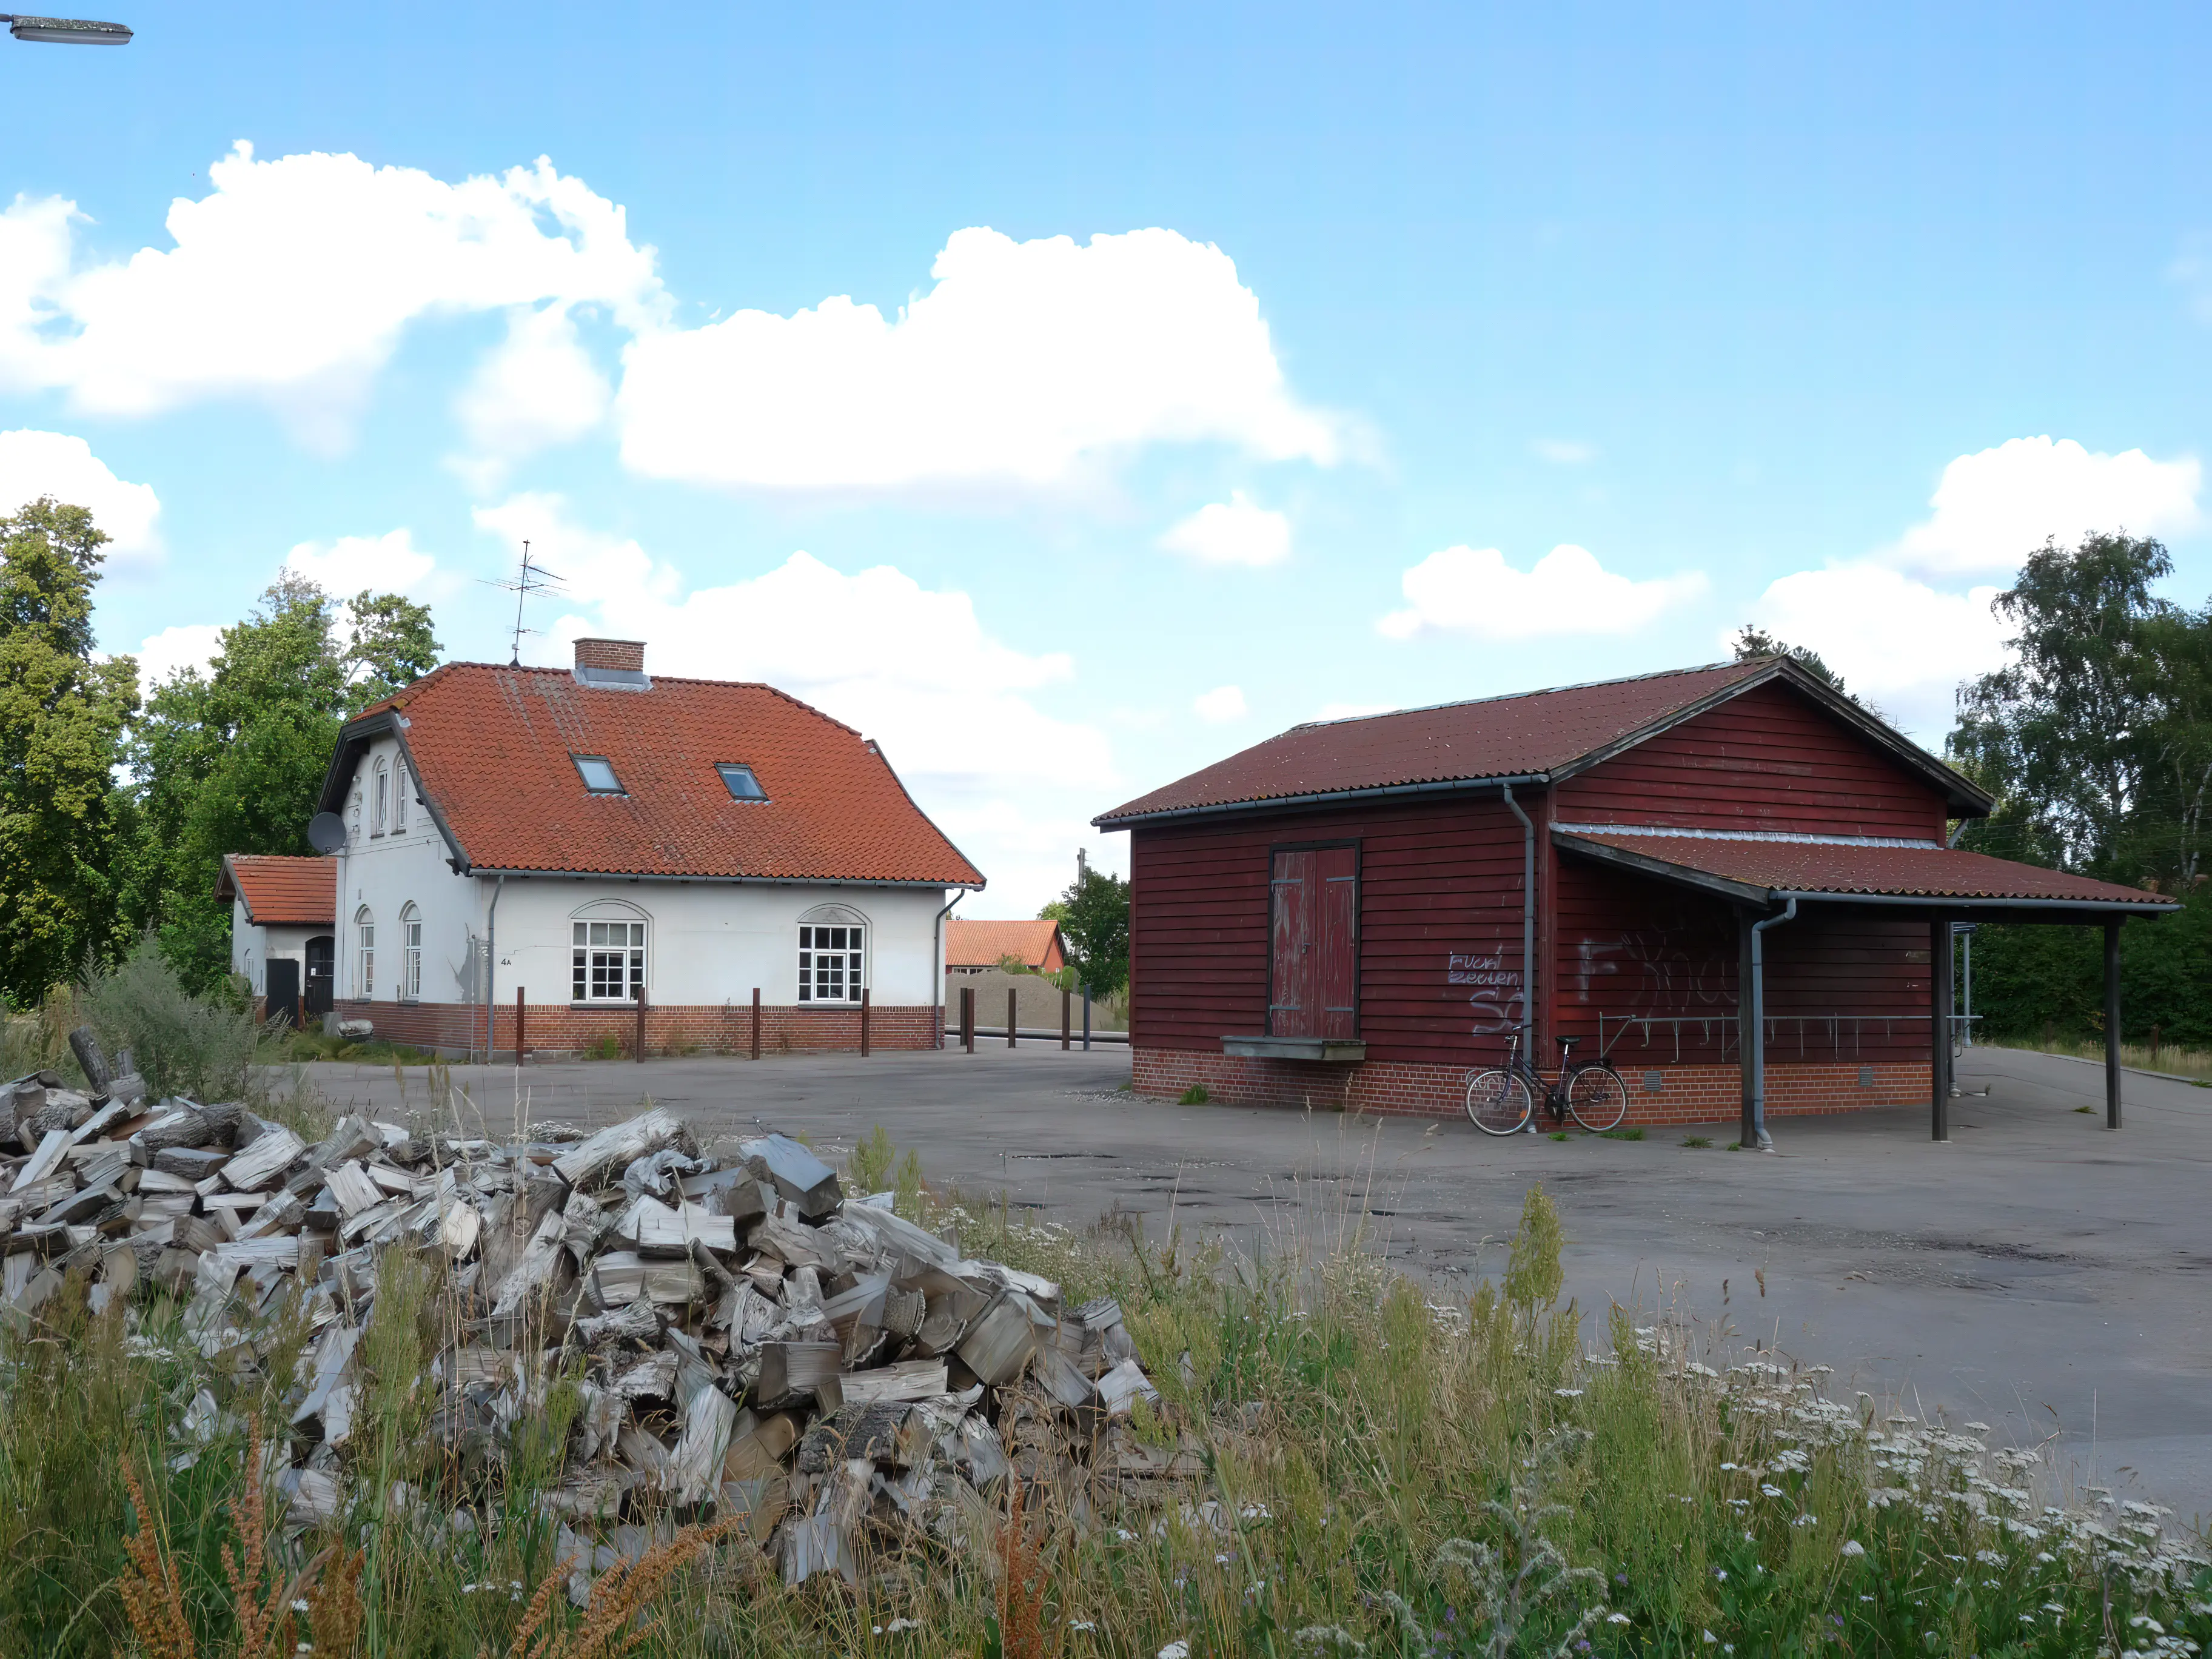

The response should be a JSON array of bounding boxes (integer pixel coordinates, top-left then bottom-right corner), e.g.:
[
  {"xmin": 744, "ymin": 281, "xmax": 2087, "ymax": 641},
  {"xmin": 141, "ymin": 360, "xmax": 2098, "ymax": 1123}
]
[
  {"xmin": 1747, "ymin": 896, "xmax": 1798, "ymax": 1151},
  {"xmin": 931, "ymin": 888, "xmax": 966, "ymax": 1052},
  {"xmin": 484, "ymin": 874, "xmax": 505, "ymax": 1066},
  {"xmin": 1501, "ymin": 785, "xmax": 1535, "ymax": 1061}
]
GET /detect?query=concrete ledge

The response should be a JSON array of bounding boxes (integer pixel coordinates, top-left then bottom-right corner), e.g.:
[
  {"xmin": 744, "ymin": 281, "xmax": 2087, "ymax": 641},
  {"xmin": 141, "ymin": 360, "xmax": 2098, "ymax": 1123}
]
[{"xmin": 1221, "ymin": 1035, "xmax": 1369, "ymax": 1063}]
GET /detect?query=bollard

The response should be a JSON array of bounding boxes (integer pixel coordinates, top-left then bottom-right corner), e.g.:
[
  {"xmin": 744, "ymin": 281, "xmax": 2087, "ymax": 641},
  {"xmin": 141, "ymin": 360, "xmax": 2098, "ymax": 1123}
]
[
  {"xmin": 961, "ymin": 986, "xmax": 975, "ymax": 1053},
  {"xmin": 634, "ymin": 982, "xmax": 647, "ymax": 1064},
  {"xmin": 861, "ymin": 987, "xmax": 871, "ymax": 1057},
  {"xmin": 1008, "ymin": 988, "xmax": 1017, "ymax": 1048},
  {"xmin": 1061, "ymin": 986, "xmax": 1071, "ymax": 1050},
  {"xmin": 751, "ymin": 987, "xmax": 761, "ymax": 1060},
  {"xmin": 515, "ymin": 986, "xmax": 526, "ymax": 1065}
]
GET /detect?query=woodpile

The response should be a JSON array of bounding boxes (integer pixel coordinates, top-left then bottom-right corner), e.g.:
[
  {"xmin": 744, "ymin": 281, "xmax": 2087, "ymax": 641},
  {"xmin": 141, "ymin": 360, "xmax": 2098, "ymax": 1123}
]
[{"xmin": 2, "ymin": 1049, "xmax": 1190, "ymax": 1598}]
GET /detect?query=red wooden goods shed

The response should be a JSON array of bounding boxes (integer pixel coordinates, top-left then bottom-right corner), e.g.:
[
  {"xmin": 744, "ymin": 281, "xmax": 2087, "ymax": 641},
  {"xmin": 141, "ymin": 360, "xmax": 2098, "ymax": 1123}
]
[{"xmin": 1093, "ymin": 658, "xmax": 2173, "ymax": 1141}]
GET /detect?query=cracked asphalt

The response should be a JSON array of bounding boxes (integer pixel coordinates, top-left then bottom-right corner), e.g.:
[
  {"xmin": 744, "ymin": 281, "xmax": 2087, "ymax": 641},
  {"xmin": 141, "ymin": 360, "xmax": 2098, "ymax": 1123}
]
[{"xmin": 289, "ymin": 1042, "xmax": 2212, "ymax": 1520}]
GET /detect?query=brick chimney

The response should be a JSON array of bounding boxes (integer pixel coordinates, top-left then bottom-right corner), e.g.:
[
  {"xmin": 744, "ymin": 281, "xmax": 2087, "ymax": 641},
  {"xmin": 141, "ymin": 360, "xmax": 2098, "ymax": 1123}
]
[{"xmin": 574, "ymin": 638, "xmax": 645, "ymax": 674}]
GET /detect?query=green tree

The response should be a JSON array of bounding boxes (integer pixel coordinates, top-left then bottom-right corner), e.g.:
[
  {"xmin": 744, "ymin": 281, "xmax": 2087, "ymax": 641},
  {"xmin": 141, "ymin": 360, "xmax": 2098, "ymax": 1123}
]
[
  {"xmin": 1948, "ymin": 532, "xmax": 2188, "ymax": 881},
  {"xmin": 0, "ymin": 499, "xmax": 139, "ymax": 1005},
  {"xmin": 1730, "ymin": 624, "xmax": 1851, "ymax": 697},
  {"xmin": 128, "ymin": 573, "xmax": 438, "ymax": 988},
  {"xmin": 1041, "ymin": 851, "xmax": 1130, "ymax": 996}
]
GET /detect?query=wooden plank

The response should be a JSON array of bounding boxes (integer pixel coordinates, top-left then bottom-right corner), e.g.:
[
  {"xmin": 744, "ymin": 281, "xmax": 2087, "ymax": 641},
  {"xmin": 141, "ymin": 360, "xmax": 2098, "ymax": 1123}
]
[
  {"xmin": 551, "ymin": 1108, "xmax": 691, "ymax": 1190},
  {"xmin": 221, "ymin": 1125, "xmax": 306, "ymax": 1193}
]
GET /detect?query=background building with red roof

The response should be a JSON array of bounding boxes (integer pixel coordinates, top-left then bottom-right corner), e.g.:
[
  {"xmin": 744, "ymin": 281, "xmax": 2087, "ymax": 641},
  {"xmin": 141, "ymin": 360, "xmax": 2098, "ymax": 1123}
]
[
  {"xmin": 218, "ymin": 853, "xmax": 337, "ymax": 1024},
  {"xmin": 307, "ymin": 638, "xmax": 984, "ymax": 1058},
  {"xmin": 1094, "ymin": 656, "xmax": 2171, "ymax": 1139},
  {"xmin": 945, "ymin": 918, "xmax": 1067, "ymax": 976}
]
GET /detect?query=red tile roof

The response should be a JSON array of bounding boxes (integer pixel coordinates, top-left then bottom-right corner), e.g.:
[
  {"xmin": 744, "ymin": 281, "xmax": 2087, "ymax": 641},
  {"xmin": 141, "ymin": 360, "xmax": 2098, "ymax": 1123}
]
[
  {"xmin": 217, "ymin": 854, "xmax": 336, "ymax": 926},
  {"xmin": 946, "ymin": 918, "xmax": 1066, "ymax": 970},
  {"xmin": 1097, "ymin": 661, "xmax": 1787, "ymax": 823},
  {"xmin": 331, "ymin": 664, "xmax": 984, "ymax": 886},
  {"xmin": 1557, "ymin": 831, "xmax": 2173, "ymax": 908}
]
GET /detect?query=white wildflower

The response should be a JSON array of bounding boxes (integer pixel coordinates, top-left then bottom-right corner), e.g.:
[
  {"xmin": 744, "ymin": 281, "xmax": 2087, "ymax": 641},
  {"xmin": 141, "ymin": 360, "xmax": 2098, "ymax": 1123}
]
[{"xmin": 1607, "ymin": 1613, "xmax": 1631, "ymax": 1625}]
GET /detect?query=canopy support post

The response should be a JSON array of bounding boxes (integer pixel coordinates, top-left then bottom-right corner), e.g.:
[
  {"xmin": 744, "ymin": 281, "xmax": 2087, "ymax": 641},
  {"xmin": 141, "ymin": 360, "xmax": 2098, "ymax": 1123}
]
[
  {"xmin": 1930, "ymin": 914, "xmax": 1953, "ymax": 1141},
  {"xmin": 2104, "ymin": 919, "xmax": 2123, "ymax": 1130}
]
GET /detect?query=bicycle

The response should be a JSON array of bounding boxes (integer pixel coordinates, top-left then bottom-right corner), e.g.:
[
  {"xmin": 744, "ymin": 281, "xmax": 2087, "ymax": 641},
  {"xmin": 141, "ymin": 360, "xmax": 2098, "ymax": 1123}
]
[{"xmin": 1465, "ymin": 1033, "xmax": 1629, "ymax": 1136}]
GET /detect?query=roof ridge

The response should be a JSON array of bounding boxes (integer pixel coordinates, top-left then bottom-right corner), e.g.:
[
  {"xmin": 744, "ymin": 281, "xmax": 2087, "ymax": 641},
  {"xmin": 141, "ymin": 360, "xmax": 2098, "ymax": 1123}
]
[{"xmin": 1283, "ymin": 658, "xmax": 1754, "ymax": 732}]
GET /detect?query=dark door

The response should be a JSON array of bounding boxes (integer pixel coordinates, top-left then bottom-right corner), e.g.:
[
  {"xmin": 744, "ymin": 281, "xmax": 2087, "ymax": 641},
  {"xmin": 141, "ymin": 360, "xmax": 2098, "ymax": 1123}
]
[
  {"xmin": 264, "ymin": 958, "xmax": 301, "ymax": 1028},
  {"xmin": 1269, "ymin": 847, "xmax": 1358, "ymax": 1039},
  {"xmin": 304, "ymin": 936, "xmax": 335, "ymax": 1015}
]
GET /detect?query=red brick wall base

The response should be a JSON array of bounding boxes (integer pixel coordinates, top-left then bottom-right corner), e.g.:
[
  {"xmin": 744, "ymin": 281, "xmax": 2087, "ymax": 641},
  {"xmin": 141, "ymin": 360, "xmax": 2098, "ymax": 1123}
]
[
  {"xmin": 1131, "ymin": 1048, "xmax": 1932, "ymax": 1126},
  {"xmin": 335, "ymin": 1000, "xmax": 939, "ymax": 1059}
]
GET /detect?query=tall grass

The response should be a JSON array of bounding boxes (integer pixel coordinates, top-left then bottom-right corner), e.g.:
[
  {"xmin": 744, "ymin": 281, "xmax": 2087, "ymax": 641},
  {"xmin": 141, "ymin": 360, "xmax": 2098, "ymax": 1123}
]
[
  {"xmin": 1986, "ymin": 1033, "xmax": 2212, "ymax": 1083},
  {"xmin": 80, "ymin": 939, "xmax": 261, "ymax": 1102},
  {"xmin": 1, "ymin": 1157, "xmax": 2204, "ymax": 1657}
]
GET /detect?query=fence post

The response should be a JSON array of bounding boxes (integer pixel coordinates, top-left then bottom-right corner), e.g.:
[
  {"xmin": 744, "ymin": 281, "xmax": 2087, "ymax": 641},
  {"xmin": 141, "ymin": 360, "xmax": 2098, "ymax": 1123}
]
[
  {"xmin": 1082, "ymin": 984, "xmax": 1091, "ymax": 1052},
  {"xmin": 1007, "ymin": 988, "xmax": 1017, "ymax": 1048},
  {"xmin": 860, "ymin": 987, "xmax": 871, "ymax": 1057},
  {"xmin": 515, "ymin": 987, "xmax": 525, "ymax": 1065},
  {"xmin": 1061, "ymin": 987, "xmax": 1070, "ymax": 1050},
  {"xmin": 751, "ymin": 987, "xmax": 761, "ymax": 1060},
  {"xmin": 961, "ymin": 986, "xmax": 974, "ymax": 1053},
  {"xmin": 635, "ymin": 982, "xmax": 647, "ymax": 1064}
]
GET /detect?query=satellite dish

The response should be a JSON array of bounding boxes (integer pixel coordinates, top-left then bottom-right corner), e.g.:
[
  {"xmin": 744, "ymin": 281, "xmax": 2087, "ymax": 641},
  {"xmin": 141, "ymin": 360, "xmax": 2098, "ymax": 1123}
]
[{"xmin": 307, "ymin": 812, "xmax": 347, "ymax": 854}]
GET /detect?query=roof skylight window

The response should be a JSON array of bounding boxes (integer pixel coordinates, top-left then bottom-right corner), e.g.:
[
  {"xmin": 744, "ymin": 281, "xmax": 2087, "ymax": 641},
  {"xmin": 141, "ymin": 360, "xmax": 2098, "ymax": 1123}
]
[
  {"xmin": 572, "ymin": 755, "xmax": 625, "ymax": 795},
  {"xmin": 716, "ymin": 762, "xmax": 768, "ymax": 802}
]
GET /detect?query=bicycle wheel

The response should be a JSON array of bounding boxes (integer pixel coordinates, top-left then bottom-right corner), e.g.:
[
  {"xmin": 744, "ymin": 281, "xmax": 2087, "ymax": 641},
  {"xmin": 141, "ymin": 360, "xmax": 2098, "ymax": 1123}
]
[
  {"xmin": 1566, "ymin": 1063, "xmax": 1629, "ymax": 1133},
  {"xmin": 1466, "ymin": 1068, "xmax": 1534, "ymax": 1136}
]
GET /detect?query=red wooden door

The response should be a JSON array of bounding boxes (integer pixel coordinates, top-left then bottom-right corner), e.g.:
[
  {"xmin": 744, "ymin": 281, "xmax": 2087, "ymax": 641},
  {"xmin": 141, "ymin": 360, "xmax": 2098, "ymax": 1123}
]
[
  {"xmin": 1269, "ymin": 851, "xmax": 1313, "ymax": 1034},
  {"xmin": 1270, "ymin": 847, "xmax": 1358, "ymax": 1038},
  {"xmin": 1316, "ymin": 846, "xmax": 1358, "ymax": 1038}
]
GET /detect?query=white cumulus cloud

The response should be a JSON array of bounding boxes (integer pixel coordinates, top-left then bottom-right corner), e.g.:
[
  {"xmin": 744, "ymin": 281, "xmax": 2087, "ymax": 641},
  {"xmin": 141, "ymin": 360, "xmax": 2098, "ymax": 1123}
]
[
  {"xmin": 1885, "ymin": 435, "xmax": 2199, "ymax": 576},
  {"xmin": 0, "ymin": 429, "xmax": 161, "ymax": 560},
  {"xmin": 1741, "ymin": 563, "xmax": 2009, "ymax": 740},
  {"xmin": 615, "ymin": 226, "xmax": 1339, "ymax": 495},
  {"xmin": 453, "ymin": 303, "xmax": 611, "ymax": 468},
  {"xmin": 470, "ymin": 494, "xmax": 1113, "ymax": 911},
  {"xmin": 1159, "ymin": 491, "xmax": 1292, "ymax": 568},
  {"xmin": 1, "ymin": 142, "xmax": 662, "ymax": 446},
  {"xmin": 133, "ymin": 622, "xmax": 225, "ymax": 688},
  {"xmin": 1193, "ymin": 685, "xmax": 1248, "ymax": 723},
  {"xmin": 283, "ymin": 529, "xmax": 445, "ymax": 600},
  {"xmin": 1378, "ymin": 543, "xmax": 1707, "ymax": 641},
  {"xmin": 1745, "ymin": 433, "xmax": 2206, "ymax": 743}
]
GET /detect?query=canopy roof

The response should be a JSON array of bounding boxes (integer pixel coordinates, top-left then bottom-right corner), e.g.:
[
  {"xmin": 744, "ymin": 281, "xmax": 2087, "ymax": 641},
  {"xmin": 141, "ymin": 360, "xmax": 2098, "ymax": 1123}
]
[{"xmin": 1555, "ymin": 828, "xmax": 2176, "ymax": 915}]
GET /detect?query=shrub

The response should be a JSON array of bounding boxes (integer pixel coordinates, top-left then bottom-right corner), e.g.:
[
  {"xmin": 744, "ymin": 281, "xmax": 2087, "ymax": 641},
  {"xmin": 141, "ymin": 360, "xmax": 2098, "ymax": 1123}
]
[
  {"xmin": 80, "ymin": 937, "xmax": 260, "ymax": 1101},
  {"xmin": 1179, "ymin": 1084, "xmax": 1210, "ymax": 1105}
]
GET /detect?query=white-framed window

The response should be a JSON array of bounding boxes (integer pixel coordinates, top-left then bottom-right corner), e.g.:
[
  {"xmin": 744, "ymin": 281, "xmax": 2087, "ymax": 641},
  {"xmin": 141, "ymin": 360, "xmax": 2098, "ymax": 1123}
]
[
  {"xmin": 355, "ymin": 906, "xmax": 375, "ymax": 997},
  {"xmin": 372, "ymin": 760, "xmax": 389, "ymax": 836},
  {"xmin": 573, "ymin": 919, "xmax": 646, "ymax": 1002},
  {"xmin": 394, "ymin": 763, "xmax": 409, "ymax": 834},
  {"xmin": 400, "ymin": 903, "xmax": 422, "ymax": 1000},
  {"xmin": 797, "ymin": 919, "xmax": 866, "ymax": 1003}
]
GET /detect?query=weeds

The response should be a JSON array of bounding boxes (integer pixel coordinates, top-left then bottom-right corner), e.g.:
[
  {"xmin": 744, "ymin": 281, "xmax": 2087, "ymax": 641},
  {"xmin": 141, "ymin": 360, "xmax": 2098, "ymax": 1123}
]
[
  {"xmin": 1179, "ymin": 1084, "xmax": 1210, "ymax": 1105},
  {"xmin": 1599, "ymin": 1127, "xmax": 1644, "ymax": 1141},
  {"xmin": 1681, "ymin": 1135, "xmax": 1712, "ymax": 1148},
  {"xmin": 81, "ymin": 938, "xmax": 260, "ymax": 1101},
  {"xmin": 3, "ymin": 1159, "xmax": 2207, "ymax": 1658}
]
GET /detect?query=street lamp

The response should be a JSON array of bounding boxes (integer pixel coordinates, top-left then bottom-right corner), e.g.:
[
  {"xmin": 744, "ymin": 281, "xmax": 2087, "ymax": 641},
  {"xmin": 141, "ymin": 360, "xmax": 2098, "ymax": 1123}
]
[{"xmin": 2, "ymin": 15, "xmax": 132, "ymax": 42}]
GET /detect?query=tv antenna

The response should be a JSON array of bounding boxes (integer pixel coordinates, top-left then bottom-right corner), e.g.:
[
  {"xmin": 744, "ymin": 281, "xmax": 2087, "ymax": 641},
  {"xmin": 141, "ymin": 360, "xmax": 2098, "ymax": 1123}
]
[{"xmin": 479, "ymin": 540, "xmax": 566, "ymax": 666}]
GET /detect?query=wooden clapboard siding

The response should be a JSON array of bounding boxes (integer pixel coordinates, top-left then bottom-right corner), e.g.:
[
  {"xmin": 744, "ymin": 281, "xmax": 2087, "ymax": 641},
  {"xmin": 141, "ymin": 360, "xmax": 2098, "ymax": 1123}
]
[
  {"xmin": 1131, "ymin": 794, "xmax": 1529, "ymax": 1062},
  {"xmin": 1551, "ymin": 855, "xmax": 1931, "ymax": 1063},
  {"xmin": 1553, "ymin": 681, "xmax": 1949, "ymax": 839}
]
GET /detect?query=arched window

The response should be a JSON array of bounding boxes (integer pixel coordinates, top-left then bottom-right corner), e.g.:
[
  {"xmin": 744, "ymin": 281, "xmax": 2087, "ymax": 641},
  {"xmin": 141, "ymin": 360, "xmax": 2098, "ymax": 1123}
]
[
  {"xmin": 400, "ymin": 903, "xmax": 423, "ymax": 1000},
  {"xmin": 372, "ymin": 759, "xmax": 389, "ymax": 836},
  {"xmin": 393, "ymin": 762, "xmax": 409, "ymax": 834},
  {"xmin": 797, "ymin": 903, "xmax": 867, "ymax": 1004},
  {"xmin": 355, "ymin": 906, "xmax": 375, "ymax": 997},
  {"xmin": 571, "ymin": 899, "xmax": 648, "ymax": 1003}
]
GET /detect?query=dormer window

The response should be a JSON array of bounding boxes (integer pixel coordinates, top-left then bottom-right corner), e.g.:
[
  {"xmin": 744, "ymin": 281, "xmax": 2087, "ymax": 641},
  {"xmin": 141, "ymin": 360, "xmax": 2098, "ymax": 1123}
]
[
  {"xmin": 716, "ymin": 762, "xmax": 768, "ymax": 801},
  {"xmin": 572, "ymin": 755, "xmax": 625, "ymax": 795}
]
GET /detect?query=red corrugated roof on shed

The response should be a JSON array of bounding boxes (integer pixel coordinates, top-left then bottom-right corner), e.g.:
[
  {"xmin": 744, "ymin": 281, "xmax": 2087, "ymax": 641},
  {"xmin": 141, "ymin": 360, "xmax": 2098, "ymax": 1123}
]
[
  {"xmin": 1096, "ymin": 661, "xmax": 1779, "ymax": 823},
  {"xmin": 1557, "ymin": 831, "xmax": 2171, "ymax": 908},
  {"xmin": 945, "ymin": 919, "xmax": 1065, "ymax": 970},
  {"xmin": 218, "ymin": 854, "xmax": 336, "ymax": 925},
  {"xmin": 338, "ymin": 663, "xmax": 984, "ymax": 886}
]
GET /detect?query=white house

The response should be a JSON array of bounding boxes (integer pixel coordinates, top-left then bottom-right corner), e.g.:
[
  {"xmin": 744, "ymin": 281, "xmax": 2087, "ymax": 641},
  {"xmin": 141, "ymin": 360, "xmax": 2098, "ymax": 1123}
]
[
  {"xmin": 308, "ymin": 638, "xmax": 985, "ymax": 1059},
  {"xmin": 218, "ymin": 853, "xmax": 337, "ymax": 1022}
]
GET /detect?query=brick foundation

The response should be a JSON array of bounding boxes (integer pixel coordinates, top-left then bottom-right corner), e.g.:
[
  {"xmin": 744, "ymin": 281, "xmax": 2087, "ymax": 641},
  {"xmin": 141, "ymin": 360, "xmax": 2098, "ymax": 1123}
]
[
  {"xmin": 1131, "ymin": 1047, "xmax": 1932, "ymax": 1125},
  {"xmin": 335, "ymin": 1000, "xmax": 939, "ymax": 1059}
]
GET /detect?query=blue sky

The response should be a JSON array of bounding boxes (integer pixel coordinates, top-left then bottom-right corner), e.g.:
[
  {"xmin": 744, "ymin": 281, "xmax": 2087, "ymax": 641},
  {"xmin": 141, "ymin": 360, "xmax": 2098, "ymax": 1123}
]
[{"xmin": 5, "ymin": 2, "xmax": 2211, "ymax": 912}]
